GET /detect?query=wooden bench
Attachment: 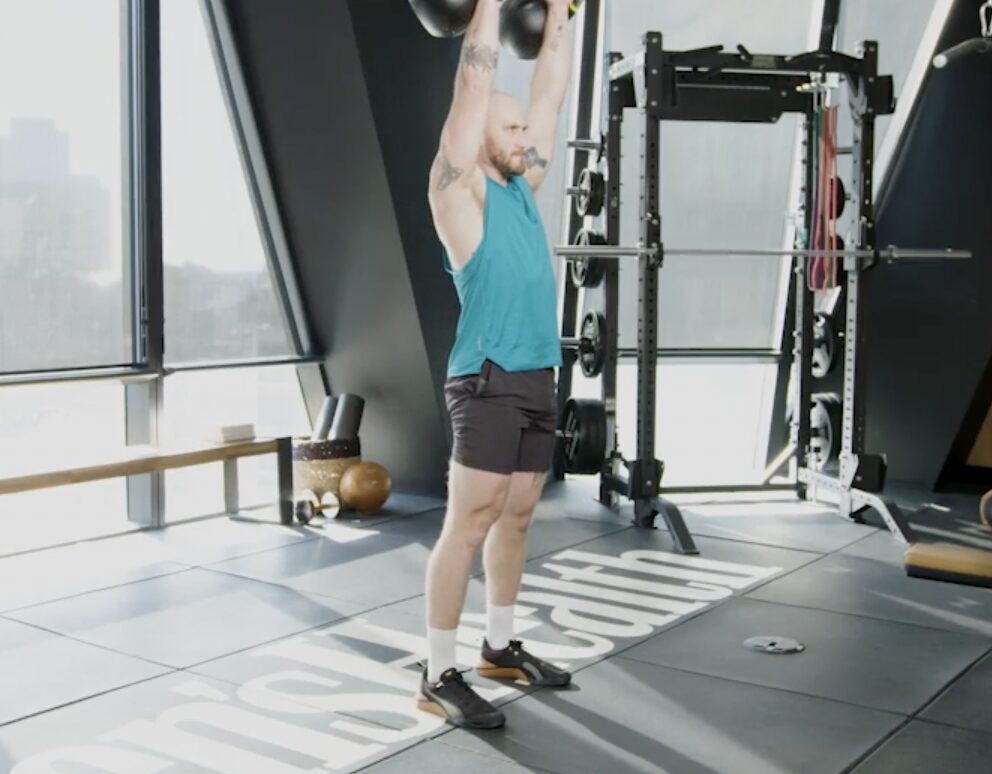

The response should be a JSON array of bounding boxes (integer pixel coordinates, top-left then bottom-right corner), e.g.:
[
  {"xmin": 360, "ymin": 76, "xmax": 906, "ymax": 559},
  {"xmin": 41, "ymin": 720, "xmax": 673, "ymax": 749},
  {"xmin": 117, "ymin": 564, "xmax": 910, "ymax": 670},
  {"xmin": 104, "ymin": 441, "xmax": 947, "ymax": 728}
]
[{"xmin": 0, "ymin": 437, "xmax": 294, "ymax": 525}]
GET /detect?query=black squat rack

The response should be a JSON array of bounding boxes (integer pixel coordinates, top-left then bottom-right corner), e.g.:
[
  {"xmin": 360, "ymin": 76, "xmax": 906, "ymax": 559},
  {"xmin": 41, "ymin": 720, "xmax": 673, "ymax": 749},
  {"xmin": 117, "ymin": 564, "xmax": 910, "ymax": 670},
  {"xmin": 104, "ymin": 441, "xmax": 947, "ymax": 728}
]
[{"xmin": 554, "ymin": 11, "xmax": 969, "ymax": 555}]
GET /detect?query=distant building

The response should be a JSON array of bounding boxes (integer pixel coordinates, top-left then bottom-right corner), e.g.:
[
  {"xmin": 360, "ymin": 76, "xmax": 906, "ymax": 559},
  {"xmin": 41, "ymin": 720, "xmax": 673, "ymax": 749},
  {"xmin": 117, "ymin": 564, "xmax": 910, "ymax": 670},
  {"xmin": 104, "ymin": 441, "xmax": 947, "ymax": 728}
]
[{"xmin": 0, "ymin": 117, "xmax": 109, "ymax": 273}]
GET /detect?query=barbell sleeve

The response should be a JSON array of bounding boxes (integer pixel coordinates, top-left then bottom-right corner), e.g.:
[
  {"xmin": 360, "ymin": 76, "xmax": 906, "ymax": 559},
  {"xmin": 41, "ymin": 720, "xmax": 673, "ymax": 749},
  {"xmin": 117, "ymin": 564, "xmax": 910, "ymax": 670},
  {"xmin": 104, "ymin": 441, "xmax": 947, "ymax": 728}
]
[
  {"xmin": 568, "ymin": 138, "xmax": 602, "ymax": 151},
  {"xmin": 555, "ymin": 245, "xmax": 658, "ymax": 258},
  {"xmin": 933, "ymin": 37, "xmax": 992, "ymax": 68},
  {"xmin": 879, "ymin": 247, "xmax": 972, "ymax": 260}
]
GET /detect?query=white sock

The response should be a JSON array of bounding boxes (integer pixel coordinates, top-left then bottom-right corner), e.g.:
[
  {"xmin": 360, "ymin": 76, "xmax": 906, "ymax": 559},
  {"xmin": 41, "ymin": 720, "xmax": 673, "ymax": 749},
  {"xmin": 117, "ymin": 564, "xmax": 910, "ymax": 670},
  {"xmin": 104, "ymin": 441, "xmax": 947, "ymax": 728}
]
[
  {"xmin": 427, "ymin": 627, "xmax": 458, "ymax": 683},
  {"xmin": 486, "ymin": 604, "xmax": 515, "ymax": 651}
]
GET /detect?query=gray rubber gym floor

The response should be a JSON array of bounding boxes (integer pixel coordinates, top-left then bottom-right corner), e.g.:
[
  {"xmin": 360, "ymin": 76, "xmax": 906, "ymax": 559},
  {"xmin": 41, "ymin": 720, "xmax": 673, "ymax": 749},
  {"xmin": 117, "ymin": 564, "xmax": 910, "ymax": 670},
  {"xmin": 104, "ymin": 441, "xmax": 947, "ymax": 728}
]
[{"xmin": 1, "ymin": 481, "xmax": 990, "ymax": 773}]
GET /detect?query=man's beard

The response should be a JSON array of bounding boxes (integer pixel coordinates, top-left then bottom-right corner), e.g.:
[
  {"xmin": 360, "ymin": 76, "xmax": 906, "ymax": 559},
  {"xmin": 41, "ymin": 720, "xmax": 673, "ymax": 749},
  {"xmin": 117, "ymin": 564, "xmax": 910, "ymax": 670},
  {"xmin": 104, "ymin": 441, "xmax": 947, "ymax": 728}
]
[{"xmin": 494, "ymin": 149, "xmax": 526, "ymax": 178}]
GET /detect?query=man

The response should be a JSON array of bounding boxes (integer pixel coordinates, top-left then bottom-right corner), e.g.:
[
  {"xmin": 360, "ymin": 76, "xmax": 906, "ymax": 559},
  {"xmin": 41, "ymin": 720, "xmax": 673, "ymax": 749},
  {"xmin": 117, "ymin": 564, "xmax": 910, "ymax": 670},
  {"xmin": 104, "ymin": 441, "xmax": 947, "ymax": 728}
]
[{"xmin": 418, "ymin": 0, "xmax": 574, "ymax": 730}]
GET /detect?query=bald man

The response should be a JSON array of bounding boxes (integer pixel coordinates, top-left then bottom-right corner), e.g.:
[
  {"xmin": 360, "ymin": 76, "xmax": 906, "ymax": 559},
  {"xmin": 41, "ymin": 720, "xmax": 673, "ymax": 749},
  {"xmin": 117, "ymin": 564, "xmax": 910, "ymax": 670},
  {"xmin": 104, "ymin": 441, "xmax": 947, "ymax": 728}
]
[{"xmin": 417, "ymin": 0, "xmax": 574, "ymax": 730}]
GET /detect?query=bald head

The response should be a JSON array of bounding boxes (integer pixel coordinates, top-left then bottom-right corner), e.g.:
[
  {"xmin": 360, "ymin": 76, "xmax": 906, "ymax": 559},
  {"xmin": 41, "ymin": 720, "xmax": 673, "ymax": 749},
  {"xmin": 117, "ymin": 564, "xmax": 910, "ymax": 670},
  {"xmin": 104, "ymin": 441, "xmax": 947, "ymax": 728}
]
[{"xmin": 481, "ymin": 91, "xmax": 529, "ymax": 179}]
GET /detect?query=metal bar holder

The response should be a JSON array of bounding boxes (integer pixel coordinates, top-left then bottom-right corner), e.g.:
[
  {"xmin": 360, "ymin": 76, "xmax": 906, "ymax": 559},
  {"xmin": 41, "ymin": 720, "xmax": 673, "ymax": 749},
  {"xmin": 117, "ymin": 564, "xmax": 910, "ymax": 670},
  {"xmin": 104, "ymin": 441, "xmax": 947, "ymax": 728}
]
[
  {"xmin": 554, "ymin": 30, "xmax": 973, "ymax": 548},
  {"xmin": 791, "ymin": 40, "xmax": 916, "ymax": 543}
]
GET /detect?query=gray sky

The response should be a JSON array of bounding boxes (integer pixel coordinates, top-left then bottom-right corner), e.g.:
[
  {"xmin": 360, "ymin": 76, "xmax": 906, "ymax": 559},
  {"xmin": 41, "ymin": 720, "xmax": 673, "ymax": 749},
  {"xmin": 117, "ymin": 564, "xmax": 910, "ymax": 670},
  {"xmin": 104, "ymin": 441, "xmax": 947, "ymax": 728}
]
[{"xmin": 0, "ymin": 0, "xmax": 267, "ymax": 274}]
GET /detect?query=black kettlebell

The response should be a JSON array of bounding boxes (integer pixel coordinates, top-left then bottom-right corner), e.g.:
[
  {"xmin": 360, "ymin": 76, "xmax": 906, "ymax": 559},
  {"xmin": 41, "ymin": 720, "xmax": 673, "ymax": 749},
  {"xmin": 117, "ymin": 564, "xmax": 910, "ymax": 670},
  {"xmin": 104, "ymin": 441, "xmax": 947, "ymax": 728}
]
[
  {"xmin": 409, "ymin": 0, "xmax": 479, "ymax": 38},
  {"xmin": 499, "ymin": 0, "xmax": 580, "ymax": 60}
]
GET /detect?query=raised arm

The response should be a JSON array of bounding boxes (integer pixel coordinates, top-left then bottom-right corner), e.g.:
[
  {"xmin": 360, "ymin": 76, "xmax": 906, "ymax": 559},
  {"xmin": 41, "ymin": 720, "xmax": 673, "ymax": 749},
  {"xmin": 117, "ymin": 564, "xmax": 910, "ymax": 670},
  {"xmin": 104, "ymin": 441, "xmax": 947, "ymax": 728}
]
[
  {"xmin": 427, "ymin": 0, "xmax": 501, "ymax": 269},
  {"xmin": 429, "ymin": 0, "xmax": 500, "ymax": 199},
  {"xmin": 522, "ymin": 0, "xmax": 573, "ymax": 191}
]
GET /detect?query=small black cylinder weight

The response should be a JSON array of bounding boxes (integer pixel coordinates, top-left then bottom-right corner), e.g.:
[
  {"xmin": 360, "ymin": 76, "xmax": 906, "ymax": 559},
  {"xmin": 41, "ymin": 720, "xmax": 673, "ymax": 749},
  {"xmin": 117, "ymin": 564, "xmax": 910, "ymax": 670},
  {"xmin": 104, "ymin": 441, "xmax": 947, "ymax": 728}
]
[
  {"xmin": 409, "ymin": 0, "xmax": 478, "ymax": 38},
  {"xmin": 311, "ymin": 395, "xmax": 339, "ymax": 442},
  {"xmin": 328, "ymin": 394, "xmax": 365, "ymax": 441}
]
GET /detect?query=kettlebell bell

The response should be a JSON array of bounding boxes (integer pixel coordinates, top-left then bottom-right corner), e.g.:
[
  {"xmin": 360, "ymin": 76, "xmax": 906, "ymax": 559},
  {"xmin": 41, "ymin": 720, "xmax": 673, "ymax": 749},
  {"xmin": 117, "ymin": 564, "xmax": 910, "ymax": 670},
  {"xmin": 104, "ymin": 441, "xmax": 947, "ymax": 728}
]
[
  {"xmin": 499, "ymin": 0, "xmax": 581, "ymax": 60},
  {"xmin": 409, "ymin": 0, "xmax": 479, "ymax": 39}
]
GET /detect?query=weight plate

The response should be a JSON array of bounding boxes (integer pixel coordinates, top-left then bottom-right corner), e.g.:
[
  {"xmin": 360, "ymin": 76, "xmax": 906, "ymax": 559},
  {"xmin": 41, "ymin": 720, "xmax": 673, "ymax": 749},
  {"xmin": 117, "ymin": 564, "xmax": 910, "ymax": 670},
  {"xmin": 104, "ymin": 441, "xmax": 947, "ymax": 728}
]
[
  {"xmin": 980, "ymin": 489, "xmax": 992, "ymax": 530},
  {"xmin": 834, "ymin": 176, "xmax": 846, "ymax": 219},
  {"xmin": 576, "ymin": 168, "xmax": 605, "ymax": 217},
  {"xmin": 294, "ymin": 499, "xmax": 315, "ymax": 525},
  {"xmin": 812, "ymin": 313, "xmax": 836, "ymax": 378},
  {"xmin": 320, "ymin": 491, "xmax": 341, "ymax": 519},
  {"xmin": 809, "ymin": 392, "xmax": 842, "ymax": 470},
  {"xmin": 569, "ymin": 229, "xmax": 607, "ymax": 289},
  {"xmin": 744, "ymin": 635, "xmax": 806, "ymax": 654},
  {"xmin": 559, "ymin": 398, "xmax": 607, "ymax": 474},
  {"xmin": 579, "ymin": 310, "xmax": 606, "ymax": 378}
]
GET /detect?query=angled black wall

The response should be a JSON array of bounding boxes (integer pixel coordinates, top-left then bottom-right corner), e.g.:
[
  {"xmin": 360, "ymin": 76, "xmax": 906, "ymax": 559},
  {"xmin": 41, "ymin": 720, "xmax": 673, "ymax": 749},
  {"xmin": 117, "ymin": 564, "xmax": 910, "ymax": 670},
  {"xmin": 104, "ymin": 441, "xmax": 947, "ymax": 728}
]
[
  {"xmin": 224, "ymin": 0, "xmax": 456, "ymax": 495},
  {"xmin": 347, "ymin": 1, "xmax": 463, "ymax": 429},
  {"xmin": 865, "ymin": 0, "xmax": 992, "ymax": 487}
]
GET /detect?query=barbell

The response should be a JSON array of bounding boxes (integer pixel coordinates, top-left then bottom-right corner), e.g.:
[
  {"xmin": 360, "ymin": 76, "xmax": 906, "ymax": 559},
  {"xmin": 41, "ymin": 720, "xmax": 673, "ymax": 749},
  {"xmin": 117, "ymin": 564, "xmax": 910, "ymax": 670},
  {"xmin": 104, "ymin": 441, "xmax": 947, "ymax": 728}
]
[{"xmin": 555, "ymin": 243, "xmax": 972, "ymax": 261}]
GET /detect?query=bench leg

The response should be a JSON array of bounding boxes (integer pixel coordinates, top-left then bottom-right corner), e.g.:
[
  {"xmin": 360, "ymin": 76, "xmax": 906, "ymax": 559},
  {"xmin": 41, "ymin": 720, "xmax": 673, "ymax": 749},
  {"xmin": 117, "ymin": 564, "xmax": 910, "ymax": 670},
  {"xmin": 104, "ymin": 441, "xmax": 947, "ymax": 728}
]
[
  {"xmin": 223, "ymin": 458, "xmax": 239, "ymax": 514},
  {"xmin": 127, "ymin": 473, "xmax": 165, "ymax": 528},
  {"xmin": 276, "ymin": 436, "xmax": 293, "ymax": 525}
]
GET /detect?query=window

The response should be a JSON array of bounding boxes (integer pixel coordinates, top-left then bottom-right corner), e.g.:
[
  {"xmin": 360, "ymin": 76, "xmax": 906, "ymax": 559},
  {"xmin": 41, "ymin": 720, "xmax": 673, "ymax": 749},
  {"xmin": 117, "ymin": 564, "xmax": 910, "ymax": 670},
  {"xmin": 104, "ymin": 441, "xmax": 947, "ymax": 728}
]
[
  {"xmin": 0, "ymin": 380, "xmax": 127, "ymax": 555},
  {"xmin": 836, "ymin": 0, "xmax": 946, "ymax": 169},
  {"xmin": 0, "ymin": 0, "xmax": 131, "ymax": 373},
  {"xmin": 160, "ymin": 0, "xmax": 296, "ymax": 365}
]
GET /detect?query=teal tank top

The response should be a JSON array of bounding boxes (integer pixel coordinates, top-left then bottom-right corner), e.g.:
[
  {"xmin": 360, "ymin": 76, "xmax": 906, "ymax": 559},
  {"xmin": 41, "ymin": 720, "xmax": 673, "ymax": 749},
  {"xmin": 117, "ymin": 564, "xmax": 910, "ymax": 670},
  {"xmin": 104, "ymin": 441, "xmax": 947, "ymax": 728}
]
[{"xmin": 443, "ymin": 175, "xmax": 563, "ymax": 378}]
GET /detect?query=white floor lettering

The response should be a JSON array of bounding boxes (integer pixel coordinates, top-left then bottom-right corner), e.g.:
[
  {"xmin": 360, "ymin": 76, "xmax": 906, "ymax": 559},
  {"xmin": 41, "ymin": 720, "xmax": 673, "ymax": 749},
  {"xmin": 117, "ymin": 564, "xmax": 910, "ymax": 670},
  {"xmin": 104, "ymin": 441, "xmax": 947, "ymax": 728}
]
[{"xmin": 13, "ymin": 545, "xmax": 784, "ymax": 772}]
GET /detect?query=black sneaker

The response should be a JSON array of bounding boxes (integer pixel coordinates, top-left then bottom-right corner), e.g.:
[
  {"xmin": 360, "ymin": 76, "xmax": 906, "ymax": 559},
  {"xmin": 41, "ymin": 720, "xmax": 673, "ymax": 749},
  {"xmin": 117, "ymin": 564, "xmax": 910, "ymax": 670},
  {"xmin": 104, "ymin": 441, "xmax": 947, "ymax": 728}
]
[
  {"xmin": 477, "ymin": 638, "xmax": 572, "ymax": 687},
  {"xmin": 416, "ymin": 664, "xmax": 506, "ymax": 729}
]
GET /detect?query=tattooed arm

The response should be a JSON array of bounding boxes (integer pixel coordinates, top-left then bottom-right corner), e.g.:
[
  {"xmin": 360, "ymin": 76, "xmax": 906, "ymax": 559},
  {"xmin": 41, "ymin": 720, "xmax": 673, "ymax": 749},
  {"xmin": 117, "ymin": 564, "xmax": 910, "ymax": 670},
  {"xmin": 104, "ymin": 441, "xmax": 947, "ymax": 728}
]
[
  {"xmin": 522, "ymin": 0, "xmax": 573, "ymax": 192},
  {"xmin": 428, "ymin": 0, "xmax": 499, "ymax": 269}
]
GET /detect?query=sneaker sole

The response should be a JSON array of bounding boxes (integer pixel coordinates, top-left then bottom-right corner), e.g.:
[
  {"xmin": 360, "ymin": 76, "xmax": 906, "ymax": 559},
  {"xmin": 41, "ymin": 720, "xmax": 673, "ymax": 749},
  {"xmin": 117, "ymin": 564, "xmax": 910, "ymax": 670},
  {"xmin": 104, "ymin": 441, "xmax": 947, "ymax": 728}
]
[
  {"xmin": 415, "ymin": 695, "xmax": 506, "ymax": 730},
  {"xmin": 476, "ymin": 663, "xmax": 572, "ymax": 688}
]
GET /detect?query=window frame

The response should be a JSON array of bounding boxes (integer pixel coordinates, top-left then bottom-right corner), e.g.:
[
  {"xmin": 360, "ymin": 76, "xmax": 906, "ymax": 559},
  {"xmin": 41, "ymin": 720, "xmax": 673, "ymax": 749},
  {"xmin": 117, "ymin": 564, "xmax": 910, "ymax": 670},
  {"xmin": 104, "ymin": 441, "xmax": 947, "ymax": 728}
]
[{"xmin": 0, "ymin": 0, "xmax": 317, "ymax": 386}]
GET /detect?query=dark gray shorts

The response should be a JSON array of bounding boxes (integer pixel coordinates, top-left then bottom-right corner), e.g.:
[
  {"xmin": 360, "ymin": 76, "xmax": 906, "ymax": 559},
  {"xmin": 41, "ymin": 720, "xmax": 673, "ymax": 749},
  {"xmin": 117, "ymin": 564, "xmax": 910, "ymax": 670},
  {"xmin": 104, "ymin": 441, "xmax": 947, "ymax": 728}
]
[{"xmin": 444, "ymin": 359, "xmax": 558, "ymax": 474}]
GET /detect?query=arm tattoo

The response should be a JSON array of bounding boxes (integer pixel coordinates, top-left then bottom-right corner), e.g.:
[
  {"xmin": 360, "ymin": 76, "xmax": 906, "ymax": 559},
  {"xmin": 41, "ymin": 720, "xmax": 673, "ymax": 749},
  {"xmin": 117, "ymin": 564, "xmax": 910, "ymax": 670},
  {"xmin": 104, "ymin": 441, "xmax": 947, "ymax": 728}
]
[
  {"xmin": 524, "ymin": 147, "xmax": 548, "ymax": 170},
  {"xmin": 461, "ymin": 42, "xmax": 499, "ymax": 72},
  {"xmin": 435, "ymin": 151, "xmax": 464, "ymax": 191}
]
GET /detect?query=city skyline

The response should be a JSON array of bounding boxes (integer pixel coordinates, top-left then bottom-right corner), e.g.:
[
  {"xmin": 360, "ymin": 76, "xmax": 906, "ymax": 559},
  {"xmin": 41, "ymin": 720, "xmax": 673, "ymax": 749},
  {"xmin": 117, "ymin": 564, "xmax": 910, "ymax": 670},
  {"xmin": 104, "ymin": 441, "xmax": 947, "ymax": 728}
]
[{"xmin": 0, "ymin": 115, "xmax": 293, "ymax": 373}]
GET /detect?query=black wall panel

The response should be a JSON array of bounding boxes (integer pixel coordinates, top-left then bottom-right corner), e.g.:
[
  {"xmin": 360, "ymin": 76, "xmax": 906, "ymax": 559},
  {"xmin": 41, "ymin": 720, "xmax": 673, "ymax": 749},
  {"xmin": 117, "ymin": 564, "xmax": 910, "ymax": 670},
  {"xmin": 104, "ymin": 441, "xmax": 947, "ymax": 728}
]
[
  {"xmin": 225, "ymin": 0, "xmax": 458, "ymax": 495},
  {"xmin": 866, "ymin": 0, "xmax": 992, "ymax": 486},
  {"xmin": 347, "ymin": 1, "xmax": 462, "ymax": 424}
]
